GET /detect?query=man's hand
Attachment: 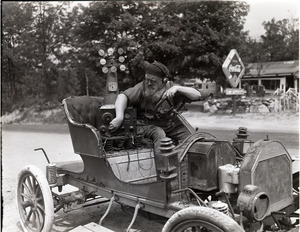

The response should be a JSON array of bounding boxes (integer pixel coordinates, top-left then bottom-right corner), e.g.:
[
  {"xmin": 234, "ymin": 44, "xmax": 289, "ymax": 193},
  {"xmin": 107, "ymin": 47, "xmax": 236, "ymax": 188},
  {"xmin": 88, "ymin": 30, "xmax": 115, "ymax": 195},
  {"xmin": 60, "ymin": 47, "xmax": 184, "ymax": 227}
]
[
  {"xmin": 109, "ymin": 117, "xmax": 123, "ymax": 132},
  {"xmin": 162, "ymin": 86, "xmax": 178, "ymax": 99}
]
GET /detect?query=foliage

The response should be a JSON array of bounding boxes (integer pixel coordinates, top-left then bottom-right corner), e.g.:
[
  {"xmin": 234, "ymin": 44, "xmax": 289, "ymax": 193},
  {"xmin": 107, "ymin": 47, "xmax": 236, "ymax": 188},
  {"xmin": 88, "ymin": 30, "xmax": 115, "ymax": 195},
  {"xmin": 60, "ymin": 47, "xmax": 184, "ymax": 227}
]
[
  {"xmin": 241, "ymin": 17, "xmax": 299, "ymax": 63},
  {"xmin": 76, "ymin": 1, "xmax": 250, "ymax": 86},
  {"xmin": 2, "ymin": 2, "xmax": 35, "ymax": 104},
  {"xmin": 1, "ymin": 1, "xmax": 299, "ymax": 114},
  {"xmin": 261, "ymin": 18, "xmax": 299, "ymax": 61}
]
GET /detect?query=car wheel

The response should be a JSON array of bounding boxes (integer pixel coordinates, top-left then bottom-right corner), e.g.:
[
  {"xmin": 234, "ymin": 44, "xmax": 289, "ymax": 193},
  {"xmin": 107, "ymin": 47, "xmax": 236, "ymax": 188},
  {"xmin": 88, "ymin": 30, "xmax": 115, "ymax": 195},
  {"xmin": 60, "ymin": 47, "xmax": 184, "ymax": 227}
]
[
  {"xmin": 16, "ymin": 165, "xmax": 54, "ymax": 232},
  {"xmin": 162, "ymin": 206, "xmax": 244, "ymax": 232}
]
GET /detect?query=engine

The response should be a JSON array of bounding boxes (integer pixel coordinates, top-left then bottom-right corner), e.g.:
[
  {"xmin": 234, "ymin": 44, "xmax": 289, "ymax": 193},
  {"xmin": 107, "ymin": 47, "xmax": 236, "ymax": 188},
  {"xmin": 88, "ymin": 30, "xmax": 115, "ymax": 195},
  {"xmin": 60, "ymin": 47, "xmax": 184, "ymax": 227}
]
[
  {"xmin": 186, "ymin": 140, "xmax": 236, "ymax": 191},
  {"xmin": 166, "ymin": 136, "xmax": 293, "ymax": 223},
  {"xmin": 217, "ymin": 139, "xmax": 293, "ymax": 221}
]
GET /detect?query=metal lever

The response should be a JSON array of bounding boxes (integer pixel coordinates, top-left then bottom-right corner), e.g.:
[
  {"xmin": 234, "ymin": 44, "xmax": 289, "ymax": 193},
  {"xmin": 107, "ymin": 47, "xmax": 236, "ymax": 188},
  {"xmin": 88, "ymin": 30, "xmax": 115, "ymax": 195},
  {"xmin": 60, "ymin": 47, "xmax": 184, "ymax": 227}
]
[{"xmin": 34, "ymin": 148, "xmax": 51, "ymax": 164}]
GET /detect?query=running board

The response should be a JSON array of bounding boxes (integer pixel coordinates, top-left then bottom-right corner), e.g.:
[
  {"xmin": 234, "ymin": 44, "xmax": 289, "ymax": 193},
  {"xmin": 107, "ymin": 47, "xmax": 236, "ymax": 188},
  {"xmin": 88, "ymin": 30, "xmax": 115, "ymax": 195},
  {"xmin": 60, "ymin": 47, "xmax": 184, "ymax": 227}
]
[{"xmin": 70, "ymin": 222, "xmax": 114, "ymax": 232}]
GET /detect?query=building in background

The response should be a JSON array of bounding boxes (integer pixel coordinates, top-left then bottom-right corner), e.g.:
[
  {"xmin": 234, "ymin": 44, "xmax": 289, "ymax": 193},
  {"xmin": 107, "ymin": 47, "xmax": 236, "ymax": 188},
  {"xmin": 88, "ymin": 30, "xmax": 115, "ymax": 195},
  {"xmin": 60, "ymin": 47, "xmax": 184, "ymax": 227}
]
[{"xmin": 241, "ymin": 60, "xmax": 299, "ymax": 94}]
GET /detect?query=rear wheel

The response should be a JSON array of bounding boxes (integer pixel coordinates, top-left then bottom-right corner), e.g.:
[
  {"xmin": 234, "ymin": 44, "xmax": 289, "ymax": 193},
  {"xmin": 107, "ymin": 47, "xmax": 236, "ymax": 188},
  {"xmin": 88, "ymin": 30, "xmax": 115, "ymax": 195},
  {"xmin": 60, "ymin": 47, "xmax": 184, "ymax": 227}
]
[
  {"xmin": 293, "ymin": 172, "xmax": 299, "ymax": 212},
  {"xmin": 293, "ymin": 172, "xmax": 299, "ymax": 191},
  {"xmin": 16, "ymin": 165, "xmax": 54, "ymax": 232},
  {"xmin": 162, "ymin": 206, "xmax": 244, "ymax": 232}
]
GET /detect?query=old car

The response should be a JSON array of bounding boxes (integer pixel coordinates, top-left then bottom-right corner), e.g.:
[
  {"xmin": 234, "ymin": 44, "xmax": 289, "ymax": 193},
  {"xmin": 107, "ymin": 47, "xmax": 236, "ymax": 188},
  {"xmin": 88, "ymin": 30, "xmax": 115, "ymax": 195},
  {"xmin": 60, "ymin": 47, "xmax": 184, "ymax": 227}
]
[{"xmin": 16, "ymin": 93, "xmax": 299, "ymax": 232}]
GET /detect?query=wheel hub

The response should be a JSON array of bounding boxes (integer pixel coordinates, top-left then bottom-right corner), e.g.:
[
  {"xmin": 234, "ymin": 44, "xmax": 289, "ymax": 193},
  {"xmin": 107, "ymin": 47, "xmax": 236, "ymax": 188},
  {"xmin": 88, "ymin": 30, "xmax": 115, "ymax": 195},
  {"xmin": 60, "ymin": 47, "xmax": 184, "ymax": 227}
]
[{"xmin": 25, "ymin": 194, "xmax": 37, "ymax": 208}]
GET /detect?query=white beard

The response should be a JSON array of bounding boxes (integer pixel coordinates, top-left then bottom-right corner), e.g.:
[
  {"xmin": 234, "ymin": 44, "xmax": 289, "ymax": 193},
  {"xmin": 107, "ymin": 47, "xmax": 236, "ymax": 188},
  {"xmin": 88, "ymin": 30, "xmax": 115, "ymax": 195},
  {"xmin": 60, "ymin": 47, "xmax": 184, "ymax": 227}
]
[{"xmin": 144, "ymin": 84, "xmax": 165, "ymax": 103}]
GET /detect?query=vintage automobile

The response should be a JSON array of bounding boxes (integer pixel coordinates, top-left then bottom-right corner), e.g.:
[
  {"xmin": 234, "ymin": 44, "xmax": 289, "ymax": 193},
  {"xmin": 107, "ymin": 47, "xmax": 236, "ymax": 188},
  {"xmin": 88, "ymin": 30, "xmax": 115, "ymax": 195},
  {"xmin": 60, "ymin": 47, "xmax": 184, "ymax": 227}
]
[{"xmin": 16, "ymin": 94, "xmax": 299, "ymax": 232}]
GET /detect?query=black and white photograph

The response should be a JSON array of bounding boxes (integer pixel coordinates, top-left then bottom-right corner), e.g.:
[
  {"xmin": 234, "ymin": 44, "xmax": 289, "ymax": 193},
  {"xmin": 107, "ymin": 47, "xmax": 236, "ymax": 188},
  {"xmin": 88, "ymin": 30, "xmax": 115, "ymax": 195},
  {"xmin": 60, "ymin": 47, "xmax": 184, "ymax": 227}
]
[{"xmin": 1, "ymin": 1, "xmax": 299, "ymax": 231}]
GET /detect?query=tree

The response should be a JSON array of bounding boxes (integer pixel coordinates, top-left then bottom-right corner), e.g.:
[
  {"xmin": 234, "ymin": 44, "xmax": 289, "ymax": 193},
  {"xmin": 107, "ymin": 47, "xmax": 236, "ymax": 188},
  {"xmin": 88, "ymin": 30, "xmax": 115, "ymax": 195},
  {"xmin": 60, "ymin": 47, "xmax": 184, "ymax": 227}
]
[
  {"xmin": 285, "ymin": 18, "xmax": 299, "ymax": 60},
  {"xmin": 2, "ymin": 1, "xmax": 253, "ymax": 112},
  {"xmin": 260, "ymin": 17, "xmax": 299, "ymax": 61},
  {"xmin": 2, "ymin": 2, "xmax": 85, "ymax": 112},
  {"xmin": 2, "ymin": 2, "xmax": 35, "ymax": 105},
  {"xmin": 240, "ymin": 17, "xmax": 299, "ymax": 65},
  {"xmin": 144, "ymin": 1, "xmax": 249, "ymax": 81},
  {"xmin": 76, "ymin": 1, "xmax": 250, "ymax": 87},
  {"xmin": 31, "ymin": 2, "xmax": 78, "ymax": 98}
]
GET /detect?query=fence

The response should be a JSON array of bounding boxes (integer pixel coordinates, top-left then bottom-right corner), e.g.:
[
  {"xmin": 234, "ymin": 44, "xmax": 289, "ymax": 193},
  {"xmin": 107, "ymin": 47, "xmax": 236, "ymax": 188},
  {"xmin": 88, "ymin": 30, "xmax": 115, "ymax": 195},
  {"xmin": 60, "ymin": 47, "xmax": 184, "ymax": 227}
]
[{"xmin": 274, "ymin": 88, "xmax": 299, "ymax": 112}]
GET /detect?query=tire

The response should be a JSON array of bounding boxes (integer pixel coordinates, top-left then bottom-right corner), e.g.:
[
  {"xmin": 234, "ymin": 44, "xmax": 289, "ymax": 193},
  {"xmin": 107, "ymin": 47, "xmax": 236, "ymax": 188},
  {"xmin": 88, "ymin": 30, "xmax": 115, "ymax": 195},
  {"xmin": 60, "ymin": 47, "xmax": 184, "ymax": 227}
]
[
  {"xmin": 293, "ymin": 172, "xmax": 299, "ymax": 191},
  {"xmin": 16, "ymin": 165, "xmax": 54, "ymax": 232},
  {"xmin": 162, "ymin": 206, "xmax": 244, "ymax": 232},
  {"xmin": 293, "ymin": 172, "xmax": 299, "ymax": 211}
]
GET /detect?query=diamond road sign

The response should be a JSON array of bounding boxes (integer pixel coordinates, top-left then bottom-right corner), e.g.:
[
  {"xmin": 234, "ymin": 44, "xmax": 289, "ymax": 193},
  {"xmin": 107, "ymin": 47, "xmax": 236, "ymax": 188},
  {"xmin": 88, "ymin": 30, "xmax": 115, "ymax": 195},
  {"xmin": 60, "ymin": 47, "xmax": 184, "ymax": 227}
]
[{"xmin": 222, "ymin": 49, "xmax": 245, "ymax": 88}]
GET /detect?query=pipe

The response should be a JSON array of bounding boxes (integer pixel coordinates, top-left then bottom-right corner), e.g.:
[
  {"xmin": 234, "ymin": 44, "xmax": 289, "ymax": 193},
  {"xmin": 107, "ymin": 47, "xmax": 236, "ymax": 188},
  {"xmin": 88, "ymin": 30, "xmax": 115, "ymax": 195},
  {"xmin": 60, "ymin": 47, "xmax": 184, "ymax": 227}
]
[
  {"xmin": 99, "ymin": 194, "xmax": 115, "ymax": 225},
  {"xmin": 126, "ymin": 202, "xmax": 142, "ymax": 232}
]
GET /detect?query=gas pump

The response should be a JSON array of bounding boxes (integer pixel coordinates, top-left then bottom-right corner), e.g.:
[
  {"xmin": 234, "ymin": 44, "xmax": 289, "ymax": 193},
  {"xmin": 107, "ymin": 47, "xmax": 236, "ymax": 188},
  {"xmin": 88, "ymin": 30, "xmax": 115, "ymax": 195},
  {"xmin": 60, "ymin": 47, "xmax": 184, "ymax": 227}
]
[{"xmin": 97, "ymin": 47, "xmax": 138, "ymax": 151}]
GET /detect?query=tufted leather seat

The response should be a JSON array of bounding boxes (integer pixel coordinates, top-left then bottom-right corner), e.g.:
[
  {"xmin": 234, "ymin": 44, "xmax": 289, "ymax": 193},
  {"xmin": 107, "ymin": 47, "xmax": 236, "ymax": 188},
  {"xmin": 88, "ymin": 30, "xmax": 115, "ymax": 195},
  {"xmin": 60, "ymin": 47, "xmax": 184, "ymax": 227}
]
[
  {"xmin": 64, "ymin": 96, "xmax": 104, "ymax": 128},
  {"xmin": 62, "ymin": 96, "xmax": 105, "ymax": 158}
]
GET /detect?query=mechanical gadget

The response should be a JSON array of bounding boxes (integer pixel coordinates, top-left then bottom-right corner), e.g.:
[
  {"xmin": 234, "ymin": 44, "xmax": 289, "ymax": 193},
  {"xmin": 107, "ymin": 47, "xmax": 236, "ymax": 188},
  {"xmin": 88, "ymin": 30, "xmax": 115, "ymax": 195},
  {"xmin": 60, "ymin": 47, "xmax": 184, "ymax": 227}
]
[
  {"xmin": 98, "ymin": 106, "xmax": 139, "ymax": 151},
  {"xmin": 98, "ymin": 107, "xmax": 137, "ymax": 136}
]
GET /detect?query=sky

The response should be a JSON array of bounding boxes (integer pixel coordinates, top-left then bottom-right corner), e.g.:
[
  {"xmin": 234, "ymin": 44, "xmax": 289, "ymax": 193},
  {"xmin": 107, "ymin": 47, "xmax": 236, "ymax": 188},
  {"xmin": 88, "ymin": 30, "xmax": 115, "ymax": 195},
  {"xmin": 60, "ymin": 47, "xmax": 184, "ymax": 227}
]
[
  {"xmin": 243, "ymin": 0, "xmax": 299, "ymax": 39},
  {"xmin": 69, "ymin": 0, "xmax": 299, "ymax": 39}
]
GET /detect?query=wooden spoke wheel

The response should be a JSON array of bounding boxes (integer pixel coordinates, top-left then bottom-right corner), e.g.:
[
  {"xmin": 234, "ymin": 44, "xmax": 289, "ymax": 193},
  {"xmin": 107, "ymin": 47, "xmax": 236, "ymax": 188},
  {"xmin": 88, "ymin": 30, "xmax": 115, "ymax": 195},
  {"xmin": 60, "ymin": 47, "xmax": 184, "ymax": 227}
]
[
  {"xmin": 162, "ymin": 207, "xmax": 243, "ymax": 232},
  {"xmin": 17, "ymin": 165, "xmax": 54, "ymax": 232}
]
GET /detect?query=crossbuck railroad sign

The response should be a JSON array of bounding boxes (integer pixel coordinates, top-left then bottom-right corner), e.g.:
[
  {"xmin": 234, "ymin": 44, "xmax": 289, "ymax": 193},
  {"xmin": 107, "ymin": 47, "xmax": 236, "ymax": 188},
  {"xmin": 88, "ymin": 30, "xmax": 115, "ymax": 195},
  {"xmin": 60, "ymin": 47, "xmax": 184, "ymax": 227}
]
[{"xmin": 222, "ymin": 49, "xmax": 245, "ymax": 88}]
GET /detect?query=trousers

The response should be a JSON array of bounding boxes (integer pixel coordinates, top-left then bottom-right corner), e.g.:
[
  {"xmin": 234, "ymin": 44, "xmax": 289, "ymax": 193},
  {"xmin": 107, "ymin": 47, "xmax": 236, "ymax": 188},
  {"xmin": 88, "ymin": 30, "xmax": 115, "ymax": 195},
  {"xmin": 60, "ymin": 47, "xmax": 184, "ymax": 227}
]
[{"xmin": 137, "ymin": 117, "xmax": 192, "ymax": 154}]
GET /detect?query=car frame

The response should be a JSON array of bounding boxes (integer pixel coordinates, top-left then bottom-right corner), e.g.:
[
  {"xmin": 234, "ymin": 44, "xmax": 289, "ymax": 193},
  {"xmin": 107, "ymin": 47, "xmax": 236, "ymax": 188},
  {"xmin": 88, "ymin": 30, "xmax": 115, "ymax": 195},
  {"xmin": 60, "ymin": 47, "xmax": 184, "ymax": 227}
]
[{"xmin": 16, "ymin": 95, "xmax": 299, "ymax": 232}]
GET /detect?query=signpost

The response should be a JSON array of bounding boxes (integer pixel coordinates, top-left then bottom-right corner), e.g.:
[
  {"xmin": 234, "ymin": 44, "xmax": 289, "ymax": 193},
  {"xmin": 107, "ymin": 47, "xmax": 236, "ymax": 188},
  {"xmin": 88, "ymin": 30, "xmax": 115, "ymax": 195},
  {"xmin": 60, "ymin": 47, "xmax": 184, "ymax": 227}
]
[
  {"xmin": 222, "ymin": 49, "xmax": 245, "ymax": 115},
  {"xmin": 225, "ymin": 88, "xmax": 246, "ymax": 95}
]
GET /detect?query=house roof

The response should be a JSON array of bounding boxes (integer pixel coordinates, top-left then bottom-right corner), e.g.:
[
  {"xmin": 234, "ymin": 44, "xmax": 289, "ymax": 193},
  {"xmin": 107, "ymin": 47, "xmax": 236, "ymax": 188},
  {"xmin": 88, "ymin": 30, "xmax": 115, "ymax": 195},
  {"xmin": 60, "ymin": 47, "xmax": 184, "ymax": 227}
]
[{"xmin": 243, "ymin": 60, "xmax": 299, "ymax": 78}]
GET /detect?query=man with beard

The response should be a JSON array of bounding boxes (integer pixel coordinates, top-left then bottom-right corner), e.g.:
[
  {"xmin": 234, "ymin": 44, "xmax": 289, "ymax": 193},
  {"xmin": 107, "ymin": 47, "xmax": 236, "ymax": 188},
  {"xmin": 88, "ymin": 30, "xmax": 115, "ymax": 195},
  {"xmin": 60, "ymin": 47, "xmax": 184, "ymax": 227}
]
[{"xmin": 109, "ymin": 61, "xmax": 201, "ymax": 153}]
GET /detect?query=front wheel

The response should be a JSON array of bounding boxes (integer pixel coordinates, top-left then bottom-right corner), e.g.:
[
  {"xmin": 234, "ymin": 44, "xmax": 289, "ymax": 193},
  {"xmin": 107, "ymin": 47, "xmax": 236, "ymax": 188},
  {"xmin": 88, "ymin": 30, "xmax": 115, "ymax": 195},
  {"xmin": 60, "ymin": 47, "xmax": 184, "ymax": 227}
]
[
  {"xmin": 162, "ymin": 206, "xmax": 244, "ymax": 232},
  {"xmin": 16, "ymin": 165, "xmax": 54, "ymax": 232}
]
